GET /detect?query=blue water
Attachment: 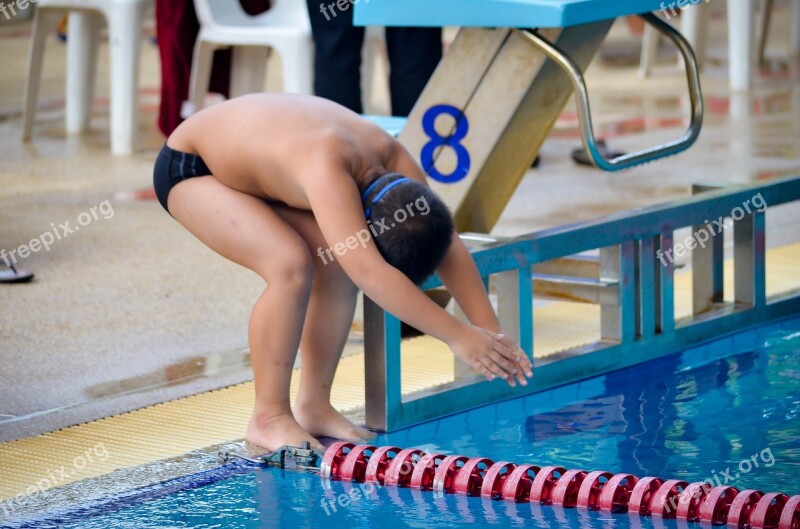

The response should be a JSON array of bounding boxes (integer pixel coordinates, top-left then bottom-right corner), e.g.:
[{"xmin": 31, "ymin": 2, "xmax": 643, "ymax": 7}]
[{"xmin": 16, "ymin": 321, "xmax": 800, "ymax": 529}]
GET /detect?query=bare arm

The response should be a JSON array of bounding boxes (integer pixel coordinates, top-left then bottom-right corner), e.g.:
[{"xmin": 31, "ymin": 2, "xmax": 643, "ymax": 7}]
[
  {"xmin": 436, "ymin": 233, "xmax": 501, "ymax": 331},
  {"xmin": 385, "ymin": 142, "xmax": 499, "ymax": 329},
  {"xmin": 435, "ymin": 233, "xmax": 533, "ymax": 383},
  {"xmin": 304, "ymin": 164, "xmax": 460, "ymax": 343},
  {"xmin": 386, "ymin": 141, "xmax": 533, "ymax": 383},
  {"xmin": 304, "ymin": 163, "xmax": 525, "ymax": 384}
]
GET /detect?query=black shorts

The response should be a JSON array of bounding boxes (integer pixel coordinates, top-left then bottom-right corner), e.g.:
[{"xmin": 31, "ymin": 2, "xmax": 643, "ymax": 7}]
[{"xmin": 153, "ymin": 143, "xmax": 212, "ymax": 213}]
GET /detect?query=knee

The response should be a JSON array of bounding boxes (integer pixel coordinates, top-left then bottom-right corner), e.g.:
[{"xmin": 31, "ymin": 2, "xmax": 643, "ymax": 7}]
[
  {"xmin": 264, "ymin": 247, "xmax": 313, "ymax": 293},
  {"xmin": 315, "ymin": 258, "xmax": 356, "ymax": 294}
]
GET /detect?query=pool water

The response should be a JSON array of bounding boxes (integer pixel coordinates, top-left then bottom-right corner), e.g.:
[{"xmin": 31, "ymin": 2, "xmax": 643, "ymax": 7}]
[{"xmin": 15, "ymin": 320, "xmax": 800, "ymax": 529}]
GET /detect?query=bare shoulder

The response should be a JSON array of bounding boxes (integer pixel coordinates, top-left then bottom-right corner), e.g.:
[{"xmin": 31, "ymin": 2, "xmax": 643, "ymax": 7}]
[
  {"xmin": 166, "ymin": 97, "xmax": 252, "ymax": 153},
  {"xmin": 296, "ymin": 106, "xmax": 397, "ymax": 172},
  {"xmin": 384, "ymin": 138, "xmax": 427, "ymax": 184}
]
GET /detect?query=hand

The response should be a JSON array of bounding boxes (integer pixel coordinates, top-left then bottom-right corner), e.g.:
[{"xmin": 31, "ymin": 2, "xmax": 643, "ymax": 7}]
[
  {"xmin": 480, "ymin": 328, "xmax": 533, "ymax": 385},
  {"xmin": 447, "ymin": 325, "xmax": 533, "ymax": 387}
]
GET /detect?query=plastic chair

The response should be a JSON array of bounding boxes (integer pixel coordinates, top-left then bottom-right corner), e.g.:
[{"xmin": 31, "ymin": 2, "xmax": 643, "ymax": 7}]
[
  {"xmin": 22, "ymin": 0, "xmax": 148, "ymax": 156},
  {"xmin": 638, "ymin": 0, "xmax": 783, "ymax": 91},
  {"xmin": 186, "ymin": 0, "xmax": 313, "ymax": 116}
]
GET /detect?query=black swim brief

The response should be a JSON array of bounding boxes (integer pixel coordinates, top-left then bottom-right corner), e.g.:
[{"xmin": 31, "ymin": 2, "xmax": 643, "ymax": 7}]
[{"xmin": 153, "ymin": 143, "xmax": 212, "ymax": 213}]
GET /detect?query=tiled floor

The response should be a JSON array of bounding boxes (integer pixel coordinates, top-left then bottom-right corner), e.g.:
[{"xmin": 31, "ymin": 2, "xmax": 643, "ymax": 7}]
[{"xmin": 1, "ymin": 5, "xmax": 799, "ymax": 443}]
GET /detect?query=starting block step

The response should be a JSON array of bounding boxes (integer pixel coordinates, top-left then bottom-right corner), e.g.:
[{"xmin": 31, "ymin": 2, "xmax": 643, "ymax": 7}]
[
  {"xmin": 532, "ymin": 273, "xmax": 619, "ymax": 306},
  {"xmin": 363, "ymin": 115, "xmax": 407, "ymax": 138},
  {"xmin": 533, "ymin": 255, "xmax": 599, "ymax": 278}
]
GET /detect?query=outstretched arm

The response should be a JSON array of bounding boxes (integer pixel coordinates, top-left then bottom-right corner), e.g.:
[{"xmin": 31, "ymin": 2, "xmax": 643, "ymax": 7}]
[
  {"xmin": 385, "ymin": 141, "xmax": 499, "ymax": 328},
  {"xmin": 387, "ymin": 141, "xmax": 533, "ymax": 383},
  {"xmin": 435, "ymin": 232, "xmax": 533, "ymax": 384},
  {"xmin": 304, "ymin": 163, "xmax": 526, "ymax": 385},
  {"xmin": 436, "ymin": 232, "xmax": 500, "ymax": 331}
]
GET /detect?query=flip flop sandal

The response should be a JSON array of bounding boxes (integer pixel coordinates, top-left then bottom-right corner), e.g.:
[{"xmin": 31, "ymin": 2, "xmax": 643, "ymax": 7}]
[
  {"xmin": 571, "ymin": 139, "xmax": 626, "ymax": 167},
  {"xmin": 0, "ymin": 263, "xmax": 34, "ymax": 284}
]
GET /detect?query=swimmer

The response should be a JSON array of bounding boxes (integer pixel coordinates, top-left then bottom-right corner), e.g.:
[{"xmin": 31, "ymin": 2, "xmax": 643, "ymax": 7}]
[{"xmin": 153, "ymin": 94, "xmax": 533, "ymax": 452}]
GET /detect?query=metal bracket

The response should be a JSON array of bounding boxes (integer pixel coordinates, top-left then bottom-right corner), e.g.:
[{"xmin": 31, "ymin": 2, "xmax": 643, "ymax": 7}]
[
  {"xmin": 519, "ymin": 13, "xmax": 704, "ymax": 171},
  {"xmin": 218, "ymin": 441, "xmax": 323, "ymax": 471}
]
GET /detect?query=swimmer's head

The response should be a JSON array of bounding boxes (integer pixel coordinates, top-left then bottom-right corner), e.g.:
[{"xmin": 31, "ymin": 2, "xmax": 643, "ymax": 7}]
[{"xmin": 362, "ymin": 173, "xmax": 453, "ymax": 285}]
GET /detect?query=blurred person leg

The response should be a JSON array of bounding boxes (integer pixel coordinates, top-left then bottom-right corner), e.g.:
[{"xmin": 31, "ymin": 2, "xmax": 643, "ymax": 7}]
[
  {"xmin": 385, "ymin": 27, "xmax": 442, "ymax": 116},
  {"xmin": 306, "ymin": 0, "xmax": 365, "ymax": 112}
]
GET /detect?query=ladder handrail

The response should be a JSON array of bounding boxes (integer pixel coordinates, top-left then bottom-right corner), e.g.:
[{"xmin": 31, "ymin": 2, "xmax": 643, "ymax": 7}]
[{"xmin": 519, "ymin": 13, "xmax": 704, "ymax": 171}]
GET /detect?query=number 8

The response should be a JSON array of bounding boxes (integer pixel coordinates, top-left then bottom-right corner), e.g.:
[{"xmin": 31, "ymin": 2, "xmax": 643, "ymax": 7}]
[{"xmin": 420, "ymin": 104, "xmax": 471, "ymax": 184}]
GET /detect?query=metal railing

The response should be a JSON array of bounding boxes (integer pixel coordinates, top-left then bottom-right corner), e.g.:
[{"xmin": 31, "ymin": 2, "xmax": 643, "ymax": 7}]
[{"xmin": 363, "ymin": 176, "xmax": 800, "ymax": 431}]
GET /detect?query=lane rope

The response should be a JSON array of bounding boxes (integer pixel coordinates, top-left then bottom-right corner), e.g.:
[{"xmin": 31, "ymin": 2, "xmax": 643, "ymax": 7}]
[{"xmin": 320, "ymin": 442, "xmax": 800, "ymax": 528}]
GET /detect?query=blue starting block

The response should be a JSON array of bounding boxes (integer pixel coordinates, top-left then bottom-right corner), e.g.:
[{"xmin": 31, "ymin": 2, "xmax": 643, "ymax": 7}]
[
  {"xmin": 354, "ymin": 1, "xmax": 714, "ymax": 431},
  {"xmin": 355, "ymin": 0, "xmax": 667, "ymax": 29},
  {"xmin": 355, "ymin": 0, "xmax": 703, "ymax": 233}
]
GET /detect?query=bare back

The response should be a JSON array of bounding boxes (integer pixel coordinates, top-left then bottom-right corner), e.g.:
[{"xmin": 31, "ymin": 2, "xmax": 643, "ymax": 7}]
[{"xmin": 167, "ymin": 94, "xmax": 397, "ymax": 209}]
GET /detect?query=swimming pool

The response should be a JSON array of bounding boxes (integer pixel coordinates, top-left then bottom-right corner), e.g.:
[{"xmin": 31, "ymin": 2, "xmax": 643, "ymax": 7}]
[{"xmin": 8, "ymin": 318, "xmax": 800, "ymax": 529}]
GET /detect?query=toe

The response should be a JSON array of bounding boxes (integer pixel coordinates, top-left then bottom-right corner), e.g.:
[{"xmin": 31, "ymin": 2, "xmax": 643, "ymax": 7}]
[{"xmin": 360, "ymin": 428, "xmax": 377, "ymax": 441}]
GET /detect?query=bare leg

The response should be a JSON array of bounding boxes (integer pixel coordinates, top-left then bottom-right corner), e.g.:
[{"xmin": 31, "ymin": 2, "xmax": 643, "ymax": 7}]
[
  {"xmin": 167, "ymin": 176, "xmax": 323, "ymax": 451},
  {"xmin": 275, "ymin": 207, "xmax": 374, "ymax": 442}
]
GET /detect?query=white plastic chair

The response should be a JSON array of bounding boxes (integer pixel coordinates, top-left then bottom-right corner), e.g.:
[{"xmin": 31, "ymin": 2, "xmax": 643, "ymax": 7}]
[
  {"xmin": 186, "ymin": 0, "xmax": 313, "ymax": 116},
  {"xmin": 638, "ymin": 0, "xmax": 790, "ymax": 92},
  {"xmin": 22, "ymin": 0, "xmax": 148, "ymax": 156}
]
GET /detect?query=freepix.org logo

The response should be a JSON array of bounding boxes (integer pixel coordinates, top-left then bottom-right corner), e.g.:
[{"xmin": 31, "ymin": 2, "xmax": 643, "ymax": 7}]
[{"xmin": 0, "ymin": 0, "xmax": 38, "ymax": 21}]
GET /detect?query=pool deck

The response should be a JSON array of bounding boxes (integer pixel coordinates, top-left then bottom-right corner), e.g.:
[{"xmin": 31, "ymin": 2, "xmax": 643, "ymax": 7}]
[{"xmin": 2, "ymin": 242, "xmax": 799, "ymax": 502}]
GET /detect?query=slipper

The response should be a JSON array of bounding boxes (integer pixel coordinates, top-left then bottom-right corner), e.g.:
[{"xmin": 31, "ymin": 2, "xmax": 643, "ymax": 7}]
[
  {"xmin": 0, "ymin": 263, "xmax": 34, "ymax": 284},
  {"xmin": 571, "ymin": 139, "xmax": 626, "ymax": 167},
  {"xmin": 115, "ymin": 187, "xmax": 157, "ymax": 202}
]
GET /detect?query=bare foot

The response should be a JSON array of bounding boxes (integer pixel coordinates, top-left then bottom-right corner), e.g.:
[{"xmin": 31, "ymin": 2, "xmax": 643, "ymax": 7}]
[
  {"xmin": 246, "ymin": 411, "xmax": 324, "ymax": 452},
  {"xmin": 294, "ymin": 402, "xmax": 375, "ymax": 443}
]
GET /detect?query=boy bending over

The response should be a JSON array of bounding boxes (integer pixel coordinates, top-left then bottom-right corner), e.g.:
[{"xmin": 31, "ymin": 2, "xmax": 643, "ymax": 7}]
[{"xmin": 153, "ymin": 94, "xmax": 532, "ymax": 451}]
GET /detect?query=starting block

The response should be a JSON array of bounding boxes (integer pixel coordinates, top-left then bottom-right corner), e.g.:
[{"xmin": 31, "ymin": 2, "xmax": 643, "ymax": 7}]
[
  {"xmin": 356, "ymin": 0, "xmax": 703, "ymax": 233},
  {"xmin": 354, "ymin": 0, "xmax": 713, "ymax": 431}
]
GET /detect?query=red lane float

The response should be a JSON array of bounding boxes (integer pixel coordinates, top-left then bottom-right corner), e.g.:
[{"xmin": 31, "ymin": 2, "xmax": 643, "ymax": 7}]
[
  {"xmin": 749, "ymin": 492, "xmax": 787, "ymax": 529},
  {"xmin": 500, "ymin": 464, "xmax": 538, "ymax": 502},
  {"xmin": 699, "ymin": 486, "xmax": 739, "ymax": 525},
  {"xmin": 480, "ymin": 462, "xmax": 516, "ymax": 499},
  {"xmin": 728, "ymin": 489, "xmax": 764, "ymax": 527},
  {"xmin": 598, "ymin": 473, "xmax": 638, "ymax": 513},
  {"xmin": 629, "ymin": 477, "xmax": 663, "ymax": 515},
  {"xmin": 409, "ymin": 452, "xmax": 445, "ymax": 491},
  {"xmin": 529, "ymin": 466, "xmax": 566, "ymax": 504},
  {"xmin": 577, "ymin": 471, "xmax": 613, "ymax": 510},
  {"xmin": 453, "ymin": 457, "xmax": 494, "ymax": 496},
  {"xmin": 384, "ymin": 448, "xmax": 422, "ymax": 487},
  {"xmin": 551, "ymin": 469, "xmax": 587, "ymax": 508},
  {"xmin": 364, "ymin": 445, "xmax": 400, "ymax": 484},
  {"xmin": 339, "ymin": 444, "xmax": 376, "ymax": 482},
  {"xmin": 320, "ymin": 441, "xmax": 354, "ymax": 480},
  {"xmin": 779, "ymin": 495, "xmax": 800, "ymax": 529},
  {"xmin": 321, "ymin": 444, "xmax": 798, "ymax": 529},
  {"xmin": 433, "ymin": 455, "xmax": 469, "ymax": 493},
  {"xmin": 676, "ymin": 482, "xmax": 711, "ymax": 521},
  {"xmin": 650, "ymin": 479, "xmax": 688, "ymax": 518}
]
